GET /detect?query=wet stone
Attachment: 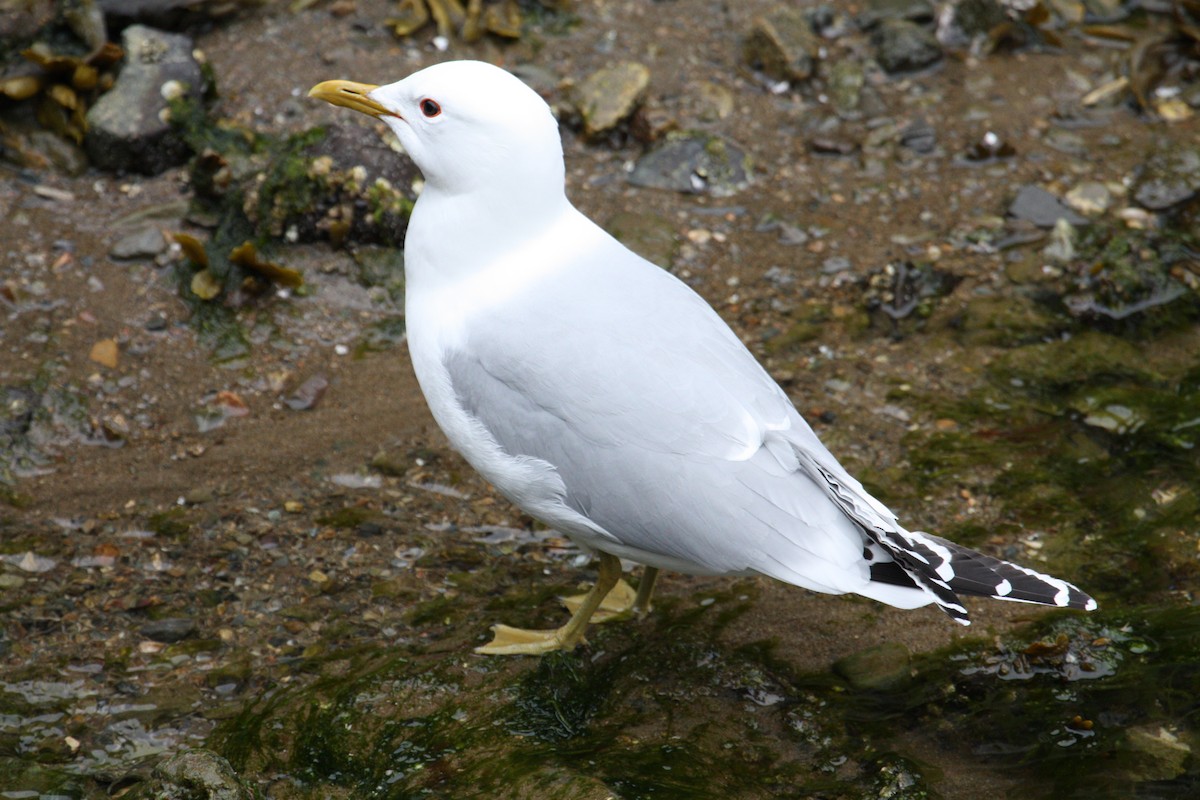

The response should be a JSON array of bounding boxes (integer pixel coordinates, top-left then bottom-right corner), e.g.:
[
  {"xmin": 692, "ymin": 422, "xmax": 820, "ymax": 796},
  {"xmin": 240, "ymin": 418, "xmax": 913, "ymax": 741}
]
[
  {"xmin": 833, "ymin": 641, "xmax": 912, "ymax": 690},
  {"xmin": 1132, "ymin": 146, "xmax": 1200, "ymax": 211},
  {"xmin": 872, "ymin": 19, "xmax": 942, "ymax": 74},
  {"xmin": 137, "ymin": 749, "xmax": 253, "ymax": 800},
  {"xmin": 1122, "ymin": 725, "xmax": 1191, "ymax": 782},
  {"xmin": 1008, "ymin": 185, "xmax": 1089, "ymax": 228},
  {"xmin": 743, "ymin": 7, "xmax": 821, "ymax": 82},
  {"xmin": 627, "ymin": 132, "xmax": 752, "ymax": 197},
  {"xmin": 140, "ymin": 617, "xmax": 196, "ymax": 643},
  {"xmin": 84, "ymin": 25, "xmax": 204, "ymax": 175},
  {"xmin": 109, "ymin": 225, "xmax": 167, "ymax": 260},
  {"xmin": 574, "ymin": 61, "xmax": 650, "ymax": 138}
]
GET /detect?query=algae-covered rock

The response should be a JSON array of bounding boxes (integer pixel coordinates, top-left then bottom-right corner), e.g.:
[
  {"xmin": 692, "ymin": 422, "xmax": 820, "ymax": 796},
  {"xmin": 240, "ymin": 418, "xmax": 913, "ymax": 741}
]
[
  {"xmin": 132, "ymin": 749, "xmax": 254, "ymax": 800},
  {"xmin": 988, "ymin": 331, "xmax": 1150, "ymax": 390},
  {"xmin": 1122, "ymin": 725, "xmax": 1192, "ymax": 782},
  {"xmin": 956, "ymin": 292, "xmax": 1058, "ymax": 346},
  {"xmin": 833, "ymin": 642, "xmax": 912, "ymax": 690}
]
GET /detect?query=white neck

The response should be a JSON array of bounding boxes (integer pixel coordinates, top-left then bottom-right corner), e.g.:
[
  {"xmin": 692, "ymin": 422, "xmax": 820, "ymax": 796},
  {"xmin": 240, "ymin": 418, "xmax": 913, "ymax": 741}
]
[{"xmin": 402, "ymin": 183, "xmax": 574, "ymax": 293}]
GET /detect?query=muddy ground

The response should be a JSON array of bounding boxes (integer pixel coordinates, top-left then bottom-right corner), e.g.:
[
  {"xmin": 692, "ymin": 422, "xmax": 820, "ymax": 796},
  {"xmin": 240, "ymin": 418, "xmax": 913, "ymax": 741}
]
[{"xmin": 2, "ymin": 0, "xmax": 1199, "ymax": 798}]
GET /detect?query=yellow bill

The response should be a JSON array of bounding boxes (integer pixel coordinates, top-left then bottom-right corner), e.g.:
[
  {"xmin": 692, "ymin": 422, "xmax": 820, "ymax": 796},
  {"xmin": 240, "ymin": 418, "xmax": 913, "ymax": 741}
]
[{"xmin": 308, "ymin": 80, "xmax": 388, "ymax": 117}]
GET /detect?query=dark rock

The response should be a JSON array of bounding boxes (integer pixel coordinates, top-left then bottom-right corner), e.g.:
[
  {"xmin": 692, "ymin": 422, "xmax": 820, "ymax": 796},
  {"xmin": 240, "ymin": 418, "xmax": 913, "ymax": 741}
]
[
  {"xmin": 899, "ymin": 117, "xmax": 936, "ymax": 153},
  {"xmin": 833, "ymin": 642, "xmax": 911, "ymax": 690},
  {"xmin": 1008, "ymin": 185, "xmax": 1089, "ymax": 227},
  {"xmin": 84, "ymin": 25, "xmax": 203, "ymax": 174},
  {"xmin": 872, "ymin": 19, "xmax": 943, "ymax": 74},
  {"xmin": 628, "ymin": 133, "xmax": 751, "ymax": 197},
  {"xmin": 936, "ymin": 0, "xmax": 1007, "ymax": 49},
  {"xmin": 859, "ymin": 0, "xmax": 936, "ymax": 28},
  {"xmin": 97, "ymin": 0, "xmax": 261, "ymax": 31},
  {"xmin": 1133, "ymin": 146, "xmax": 1200, "ymax": 211},
  {"xmin": 140, "ymin": 617, "xmax": 196, "ymax": 643},
  {"xmin": 743, "ymin": 8, "xmax": 820, "ymax": 82}
]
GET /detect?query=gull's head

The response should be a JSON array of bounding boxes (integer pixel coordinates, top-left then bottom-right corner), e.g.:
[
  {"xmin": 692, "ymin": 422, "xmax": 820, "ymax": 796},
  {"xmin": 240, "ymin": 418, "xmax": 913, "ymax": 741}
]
[{"xmin": 309, "ymin": 60, "xmax": 564, "ymax": 200}]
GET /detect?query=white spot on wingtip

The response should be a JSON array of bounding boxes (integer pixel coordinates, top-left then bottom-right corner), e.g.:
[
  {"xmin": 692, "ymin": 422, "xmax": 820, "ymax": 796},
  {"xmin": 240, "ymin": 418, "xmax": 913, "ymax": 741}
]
[
  {"xmin": 994, "ymin": 579, "xmax": 1012, "ymax": 596},
  {"xmin": 1085, "ymin": 598, "xmax": 1098, "ymax": 611}
]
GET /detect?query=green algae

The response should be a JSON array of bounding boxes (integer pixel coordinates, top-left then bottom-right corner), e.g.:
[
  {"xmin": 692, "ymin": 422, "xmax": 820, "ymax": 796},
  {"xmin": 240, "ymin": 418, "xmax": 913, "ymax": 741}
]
[{"xmin": 204, "ymin": 582, "xmax": 882, "ymax": 799}]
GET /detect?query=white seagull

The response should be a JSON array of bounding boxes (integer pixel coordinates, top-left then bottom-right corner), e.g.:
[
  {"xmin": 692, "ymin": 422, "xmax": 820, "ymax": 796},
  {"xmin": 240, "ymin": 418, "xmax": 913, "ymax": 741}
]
[{"xmin": 309, "ymin": 61, "xmax": 1096, "ymax": 655}]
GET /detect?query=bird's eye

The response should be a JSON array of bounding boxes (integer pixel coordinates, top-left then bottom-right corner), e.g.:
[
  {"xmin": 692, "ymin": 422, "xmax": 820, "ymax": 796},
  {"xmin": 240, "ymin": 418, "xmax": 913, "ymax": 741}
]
[{"xmin": 420, "ymin": 98, "xmax": 441, "ymax": 118}]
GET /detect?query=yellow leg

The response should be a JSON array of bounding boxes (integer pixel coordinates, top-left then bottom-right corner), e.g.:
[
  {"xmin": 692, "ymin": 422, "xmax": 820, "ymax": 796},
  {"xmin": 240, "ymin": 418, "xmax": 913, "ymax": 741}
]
[
  {"xmin": 476, "ymin": 552, "xmax": 623, "ymax": 655},
  {"xmin": 631, "ymin": 566, "xmax": 659, "ymax": 619},
  {"xmin": 562, "ymin": 566, "xmax": 660, "ymax": 623}
]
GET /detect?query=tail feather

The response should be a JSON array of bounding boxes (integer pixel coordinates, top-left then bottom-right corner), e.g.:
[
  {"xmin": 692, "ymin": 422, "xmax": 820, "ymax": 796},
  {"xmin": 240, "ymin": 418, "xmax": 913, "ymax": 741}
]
[{"xmin": 806, "ymin": 460, "xmax": 1097, "ymax": 624}]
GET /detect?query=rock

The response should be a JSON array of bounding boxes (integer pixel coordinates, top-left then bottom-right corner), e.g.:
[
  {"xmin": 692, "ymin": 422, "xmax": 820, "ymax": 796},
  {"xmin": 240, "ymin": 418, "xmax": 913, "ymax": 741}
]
[
  {"xmin": 89, "ymin": 338, "xmax": 120, "ymax": 368},
  {"xmin": 1122, "ymin": 725, "xmax": 1191, "ymax": 782},
  {"xmin": 1008, "ymin": 185, "xmax": 1089, "ymax": 228},
  {"xmin": 0, "ymin": 574, "xmax": 26, "ymax": 590},
  {"xmin": 97, "ymin": 0, "xmax": 263, "ymax": 30},
  {"xmin": 1042, "ymin": 218, "xmax": 1077, "ymax": 264},
  {"xmin": 872, "ymin": 19, "xmax": 943, "ymax": 74},
  {"xmin": 1064, "ymin": 181, "xmax": 1112, "ymax": 216},
  {"xmin": 687, "ymin": 80, "xmax": 734, "ymax": 122},
  {"xmin": 27, "ymin": 131, "xmax": 89, "ymax": 176},
  {"xmin": 574, "ymin": 61, "xmax": 650, "ymax": 138},
  {"xmin": 286, "ymin": 374, "xmax": 329, "ymax": 411},
  {"xmin": 1044, "ymin": 128, "xmax": 1087, "ymax": 156},
  {"xmin": 110, "ymin": 225, "xmax": 167, "ymax": 259},
  {"xmin": 989, "ymin": 331, "xmax": 1149, "ymax": 389},
  {"xmin": 140, "ymin": 617, "xmax": 196, "ymax": 643},
  {"xmin": 859, "ymin": 0, "xmax": 935, "ymax": 28},
  {"xmin": 833, "ymin": 642, "xmax": 911, "ymax": 690},
  {"xmin": 743, "ymin": 8, "xmax": 820, "ymax": 82},
  {"xmin": 84, "ymin": 25, "xmax": 204, "ymax": 174},
  {"xmin": 137, "ymin": 749, "xmax": 253, "ymax": 800},
  {"xmin": 628, "ymin": 132, "xmax": 752, "ymax": 197},
  {"xmin": 1132, "ymin": 146, "xmax": 1200, "ymax": 211},
  {"xmin": 899, "ymin": 117, "xmax": 936, "ymax": 153},
  {"xmin": 958, "ymin": 293, "xmax": 1058, "ymax": 346},
  {"xmin": 827, "ymin": 59, "xmax": 866, "ymax": 118},
  {"xmin": 936, "ymin": 0, "xmax": 1007, "ymax": 49}
]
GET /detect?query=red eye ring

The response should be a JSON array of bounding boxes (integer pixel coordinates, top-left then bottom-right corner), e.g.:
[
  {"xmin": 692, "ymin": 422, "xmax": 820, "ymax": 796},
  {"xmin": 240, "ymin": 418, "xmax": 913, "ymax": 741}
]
[{"xmin": 420, "ymin": 98, "xmax": 441, "ymax": 118}]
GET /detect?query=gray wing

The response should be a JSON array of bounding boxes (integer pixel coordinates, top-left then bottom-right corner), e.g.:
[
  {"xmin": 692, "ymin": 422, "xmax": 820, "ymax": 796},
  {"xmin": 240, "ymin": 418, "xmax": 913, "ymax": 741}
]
[{"xmin": 442, "ymin": 240, "xmax": 893, "ymax": 580}]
